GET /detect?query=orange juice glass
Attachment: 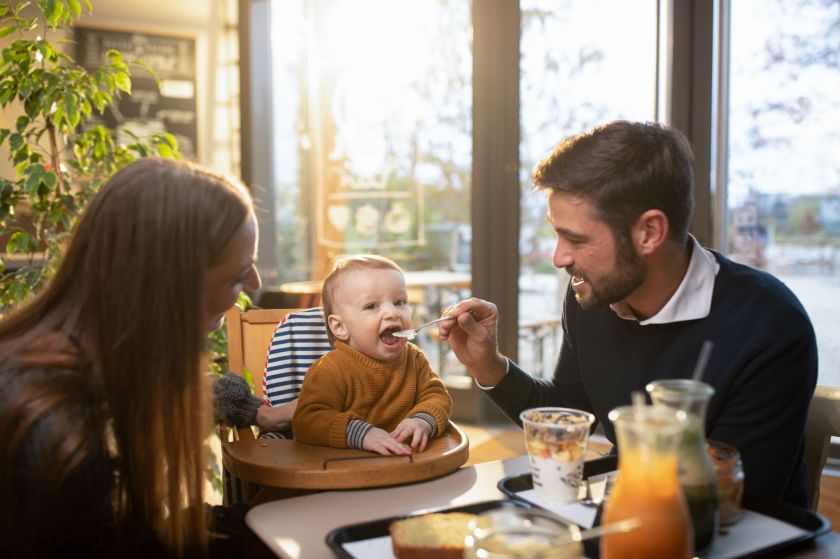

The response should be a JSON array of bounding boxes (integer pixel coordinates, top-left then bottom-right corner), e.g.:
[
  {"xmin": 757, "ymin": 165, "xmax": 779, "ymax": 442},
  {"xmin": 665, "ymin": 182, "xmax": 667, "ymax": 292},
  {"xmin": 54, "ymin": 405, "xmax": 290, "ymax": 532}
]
[{"xmin": 601, "ymin": 405, "xmax": 693, "ymax": 559}]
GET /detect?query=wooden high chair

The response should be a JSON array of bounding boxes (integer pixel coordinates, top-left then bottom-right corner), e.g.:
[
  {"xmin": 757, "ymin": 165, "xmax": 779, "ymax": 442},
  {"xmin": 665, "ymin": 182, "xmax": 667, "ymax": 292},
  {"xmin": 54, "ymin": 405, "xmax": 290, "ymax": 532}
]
[{"xmin": 221, "ymin": 306, "xmax": 469, "ymax": 505}]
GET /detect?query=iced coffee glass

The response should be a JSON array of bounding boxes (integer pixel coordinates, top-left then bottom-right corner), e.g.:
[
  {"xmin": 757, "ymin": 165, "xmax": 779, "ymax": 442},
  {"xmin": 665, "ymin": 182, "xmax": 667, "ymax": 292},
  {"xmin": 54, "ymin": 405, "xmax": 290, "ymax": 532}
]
[{"xmin": 520, "ymin": 407, "xmax": 595, "ymax": 503}]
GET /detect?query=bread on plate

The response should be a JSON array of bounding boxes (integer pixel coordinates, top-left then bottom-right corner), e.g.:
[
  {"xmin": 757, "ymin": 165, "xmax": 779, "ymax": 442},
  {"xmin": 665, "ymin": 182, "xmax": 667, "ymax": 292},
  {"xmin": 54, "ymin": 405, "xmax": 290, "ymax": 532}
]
[{"xmin": 390, "ymin": 512, "xmax": 476, "ymax": 559}]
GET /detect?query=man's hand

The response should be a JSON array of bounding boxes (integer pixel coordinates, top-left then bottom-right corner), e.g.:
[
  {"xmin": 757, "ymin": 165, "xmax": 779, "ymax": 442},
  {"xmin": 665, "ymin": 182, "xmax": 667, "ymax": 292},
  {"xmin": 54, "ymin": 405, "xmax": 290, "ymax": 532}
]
[
  {"xmin": 391, "ymin": 417, "xmax": 433, "ymax": 452},
  {"xmin": 255, "ymin": 399, "xmax": 297, "ymax": 432},
  {"xmin": 362, "ymin": 427, "xmax": 412, "ymax": 455},
  {"xmin": 438, "ymin": 298, "xmax": 508, "ymax": 387}
]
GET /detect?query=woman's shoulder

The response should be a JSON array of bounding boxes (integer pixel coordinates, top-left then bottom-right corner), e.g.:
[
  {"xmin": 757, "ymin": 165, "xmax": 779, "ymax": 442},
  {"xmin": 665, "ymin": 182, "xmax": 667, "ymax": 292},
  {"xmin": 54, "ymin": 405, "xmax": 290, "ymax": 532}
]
[
  {"xmin": 0, "ymin": 362, "xmax": 114, "ymax": 559},
  {"xmin": 0, "ymin": 359, "xmax": 108, "ymax": 465},
  {"xmin": 1, "ymin": 359, "xmax": 101, "ymax": 417}
]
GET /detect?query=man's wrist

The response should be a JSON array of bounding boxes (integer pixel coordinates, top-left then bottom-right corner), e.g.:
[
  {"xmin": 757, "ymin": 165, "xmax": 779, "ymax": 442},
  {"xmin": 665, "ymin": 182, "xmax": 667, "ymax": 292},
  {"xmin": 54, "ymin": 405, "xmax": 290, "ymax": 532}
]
[{"xmin": 473, "ymin": 355, "xmax": 509, "ymax": 391}]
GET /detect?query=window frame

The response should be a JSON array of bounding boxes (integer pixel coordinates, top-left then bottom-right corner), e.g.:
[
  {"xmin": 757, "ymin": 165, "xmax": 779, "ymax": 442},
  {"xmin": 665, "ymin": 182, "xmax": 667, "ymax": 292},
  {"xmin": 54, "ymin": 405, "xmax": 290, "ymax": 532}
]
[{"xmin": 238, "ymin": 0, "xmax": 724, "ymax": 357}]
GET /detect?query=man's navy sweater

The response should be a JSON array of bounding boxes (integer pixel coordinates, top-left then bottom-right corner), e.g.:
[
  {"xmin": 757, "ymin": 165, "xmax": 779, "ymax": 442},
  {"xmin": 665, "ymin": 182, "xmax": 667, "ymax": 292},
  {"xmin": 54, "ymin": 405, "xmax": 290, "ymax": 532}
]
[{"xmin": 487, "ymin": 251, "xmax": 818, "ymax": 506}]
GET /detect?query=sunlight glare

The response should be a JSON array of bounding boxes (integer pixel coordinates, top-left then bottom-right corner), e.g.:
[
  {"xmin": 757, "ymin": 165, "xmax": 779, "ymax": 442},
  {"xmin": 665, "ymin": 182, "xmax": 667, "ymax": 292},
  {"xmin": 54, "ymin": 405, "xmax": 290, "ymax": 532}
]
[{"xmin": 319, "ymin": 0, "xmax": 440, "ymax": 179}]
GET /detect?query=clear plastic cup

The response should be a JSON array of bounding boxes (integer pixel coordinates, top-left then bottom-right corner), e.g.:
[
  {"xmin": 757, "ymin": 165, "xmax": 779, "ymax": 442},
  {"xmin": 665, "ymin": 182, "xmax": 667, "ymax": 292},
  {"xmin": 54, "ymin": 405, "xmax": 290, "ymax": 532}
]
[{"xmin": 520, "ymin": 407, "xmax": 595, "ymax": 503}]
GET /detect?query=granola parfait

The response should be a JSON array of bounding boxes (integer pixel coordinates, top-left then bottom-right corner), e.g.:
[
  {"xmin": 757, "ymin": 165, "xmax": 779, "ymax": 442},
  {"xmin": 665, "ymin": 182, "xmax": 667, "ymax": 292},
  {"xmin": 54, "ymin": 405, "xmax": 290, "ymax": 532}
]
[{"xmin": 520, "ymin": 407, "xmax": 596, "ymax": 503}]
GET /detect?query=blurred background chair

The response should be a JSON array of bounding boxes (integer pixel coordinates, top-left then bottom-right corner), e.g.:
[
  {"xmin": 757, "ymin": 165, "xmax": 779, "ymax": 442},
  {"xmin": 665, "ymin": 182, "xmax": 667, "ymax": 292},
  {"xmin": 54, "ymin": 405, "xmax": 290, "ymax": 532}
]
[{"xmin": 804, "ymin": 385, "xmax": 840, "ymax": 510}]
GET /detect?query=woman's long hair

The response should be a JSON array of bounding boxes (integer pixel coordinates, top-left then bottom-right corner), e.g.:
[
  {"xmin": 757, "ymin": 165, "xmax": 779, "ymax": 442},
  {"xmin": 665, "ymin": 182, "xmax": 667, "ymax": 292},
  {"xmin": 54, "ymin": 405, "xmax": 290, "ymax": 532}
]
[{"xmin": 0, "ymin": 158, "xmax": 253, "ymax": 555}]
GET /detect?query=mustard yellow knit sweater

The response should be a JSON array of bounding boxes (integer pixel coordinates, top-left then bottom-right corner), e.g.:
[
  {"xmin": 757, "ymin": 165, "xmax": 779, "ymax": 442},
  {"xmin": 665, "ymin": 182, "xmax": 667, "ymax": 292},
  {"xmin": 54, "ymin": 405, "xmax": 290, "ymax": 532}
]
[{"xmin": 292, "ymin": 341, "xmax": 452, "ymax": 448}]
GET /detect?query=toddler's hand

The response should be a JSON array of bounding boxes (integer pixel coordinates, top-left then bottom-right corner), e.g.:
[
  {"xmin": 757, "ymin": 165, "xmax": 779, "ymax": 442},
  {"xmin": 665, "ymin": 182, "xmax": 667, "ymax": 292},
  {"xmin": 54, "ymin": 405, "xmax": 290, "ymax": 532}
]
[
  {"xmin": 391, "ymin": 417, "xmax": 433, "ymax": 452},
  {"xmin": 362, "ymin": 427, "xmax": 412, "ymax": 456}
]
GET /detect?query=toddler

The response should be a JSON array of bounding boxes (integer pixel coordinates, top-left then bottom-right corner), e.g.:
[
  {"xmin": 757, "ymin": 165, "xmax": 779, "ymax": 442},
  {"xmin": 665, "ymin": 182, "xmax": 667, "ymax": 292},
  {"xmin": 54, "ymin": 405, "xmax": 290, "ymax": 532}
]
[{"xmin": 292, "ymin": 255, "xmax": 452, "ymax": 455}]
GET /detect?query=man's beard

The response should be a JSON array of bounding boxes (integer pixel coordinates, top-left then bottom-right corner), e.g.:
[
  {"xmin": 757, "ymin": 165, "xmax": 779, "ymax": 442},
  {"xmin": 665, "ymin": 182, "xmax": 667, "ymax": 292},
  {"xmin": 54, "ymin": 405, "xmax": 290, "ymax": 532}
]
[{"xmin": 573, "ymin": 238, "xmax": 645, "ymax": 309}]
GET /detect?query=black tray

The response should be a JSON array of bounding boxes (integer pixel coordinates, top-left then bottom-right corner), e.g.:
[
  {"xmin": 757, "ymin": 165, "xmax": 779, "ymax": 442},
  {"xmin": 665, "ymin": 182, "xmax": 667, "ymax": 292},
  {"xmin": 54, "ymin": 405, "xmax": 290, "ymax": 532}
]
[
  {"xmin": 326, "ymin": 499, "xmax": 534, "ymax": 558},
  {"xmin": 498, "ymin": 460, "xmax": 831, "ymax": 559}
]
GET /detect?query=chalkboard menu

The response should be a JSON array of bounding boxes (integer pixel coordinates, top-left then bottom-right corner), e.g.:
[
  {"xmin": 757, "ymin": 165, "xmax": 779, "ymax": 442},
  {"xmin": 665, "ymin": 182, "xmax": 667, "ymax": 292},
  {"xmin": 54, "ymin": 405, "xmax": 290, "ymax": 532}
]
[{"xmin": 74, "ymin": 27, "xmax": 198, "ymax": 159}]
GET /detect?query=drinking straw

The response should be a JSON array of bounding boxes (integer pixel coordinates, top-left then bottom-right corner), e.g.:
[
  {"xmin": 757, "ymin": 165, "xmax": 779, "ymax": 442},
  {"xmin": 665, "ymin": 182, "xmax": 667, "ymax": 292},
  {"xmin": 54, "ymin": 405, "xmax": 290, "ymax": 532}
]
[
  {"xmin": 691, "ymin": 340, "xmax": 714, "ymax": 381},
  {"xmin": 631, "ymin": 390, "xmax": 646, "ymax": 410}
]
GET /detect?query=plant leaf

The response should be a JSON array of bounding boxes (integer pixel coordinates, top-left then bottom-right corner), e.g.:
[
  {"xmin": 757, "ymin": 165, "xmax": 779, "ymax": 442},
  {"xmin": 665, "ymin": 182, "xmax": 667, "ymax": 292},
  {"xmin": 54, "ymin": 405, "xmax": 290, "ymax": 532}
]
[
  {"xmin": 133, "ymin": 59, "xmax": 160, "ymax": 89},
  {"xmin": 6, "ymin": 231, "xmax": 38, "ymax": 254},
  {"xmin": 43, "ymin": 0, "xmax": 64, "ymax": 28},
  {"xmin": 114, "ymin": 71, "xmax": 131, "ymax": 94},
  {"xmin": 0, "ymin": 25, "xmax": 15, "ymax": 39},
  {"xmin": 43, "ymin": 170, "xmax": 57, "ymax": 190},
  {"xmin": 157, "ymin": 143, "xmax": 174, "ymax": 158}
]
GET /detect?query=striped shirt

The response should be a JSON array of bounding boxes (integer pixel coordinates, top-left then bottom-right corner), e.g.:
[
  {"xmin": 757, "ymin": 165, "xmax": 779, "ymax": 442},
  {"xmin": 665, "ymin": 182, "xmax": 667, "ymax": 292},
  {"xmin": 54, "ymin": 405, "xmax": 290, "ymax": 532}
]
[{"xmin": 262, "ymin": 307, "xmax": 333, "ymax": 407}]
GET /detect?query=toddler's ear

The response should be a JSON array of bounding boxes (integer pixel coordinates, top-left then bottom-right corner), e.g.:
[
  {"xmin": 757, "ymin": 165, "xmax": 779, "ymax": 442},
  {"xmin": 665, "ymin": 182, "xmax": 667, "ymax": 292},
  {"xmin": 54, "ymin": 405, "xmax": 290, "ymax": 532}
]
[{"xmin": 327, "ymin": 314, "xmax": 350, "ymax": 341}]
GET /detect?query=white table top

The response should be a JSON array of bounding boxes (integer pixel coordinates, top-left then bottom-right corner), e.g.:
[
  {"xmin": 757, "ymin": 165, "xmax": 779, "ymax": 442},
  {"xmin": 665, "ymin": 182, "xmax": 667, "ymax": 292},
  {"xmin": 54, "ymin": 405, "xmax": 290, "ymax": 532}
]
[{"xmin": 245, "ymin": 455, "xmax": 840, "ymax": 558}]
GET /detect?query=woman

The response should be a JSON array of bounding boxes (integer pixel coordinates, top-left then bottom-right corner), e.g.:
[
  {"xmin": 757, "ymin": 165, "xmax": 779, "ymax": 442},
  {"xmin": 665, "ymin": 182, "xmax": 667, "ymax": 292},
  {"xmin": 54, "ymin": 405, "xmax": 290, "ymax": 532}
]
[{"xmin": 0, "ymin": 158, "xmax": 261, "ymax": 558}]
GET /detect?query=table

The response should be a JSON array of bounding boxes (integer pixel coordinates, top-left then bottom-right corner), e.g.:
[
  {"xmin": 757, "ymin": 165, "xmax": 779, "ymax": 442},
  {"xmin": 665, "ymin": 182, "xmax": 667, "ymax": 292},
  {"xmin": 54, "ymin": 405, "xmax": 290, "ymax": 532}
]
[{"xmin": 245, "ymin": 454, "xmax": 840, "ymax": 558}]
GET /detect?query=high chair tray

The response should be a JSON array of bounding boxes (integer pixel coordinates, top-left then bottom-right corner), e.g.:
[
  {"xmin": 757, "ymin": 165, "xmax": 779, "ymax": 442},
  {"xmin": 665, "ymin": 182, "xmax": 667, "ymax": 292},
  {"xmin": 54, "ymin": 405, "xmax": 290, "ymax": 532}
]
[
  {"xmin": 222, "ymin": 421, "xmax": 469, "ymax": 490},
  {"xmin": 498, "ymin": 465, "xmax": 831, "ymax": 559}
]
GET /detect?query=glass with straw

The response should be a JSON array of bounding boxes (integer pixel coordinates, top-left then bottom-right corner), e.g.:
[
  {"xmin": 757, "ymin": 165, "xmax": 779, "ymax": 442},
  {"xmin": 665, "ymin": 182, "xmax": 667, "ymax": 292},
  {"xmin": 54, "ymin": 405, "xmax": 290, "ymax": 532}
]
[{"xmin": 645, "ymin": 341, "xmax": 719, "ymax": 557}]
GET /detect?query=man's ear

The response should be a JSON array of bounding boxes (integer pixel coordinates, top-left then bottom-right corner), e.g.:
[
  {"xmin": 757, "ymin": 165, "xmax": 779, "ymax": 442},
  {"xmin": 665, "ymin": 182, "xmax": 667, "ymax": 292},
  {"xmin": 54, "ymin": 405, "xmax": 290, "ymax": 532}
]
[
  {"xmin": 632, "ymin": 209, "xmax": 669, "ymax": 256},
  {"xmin": 327, "ymin": 314, "xmax": 350, "ymax": 341}
]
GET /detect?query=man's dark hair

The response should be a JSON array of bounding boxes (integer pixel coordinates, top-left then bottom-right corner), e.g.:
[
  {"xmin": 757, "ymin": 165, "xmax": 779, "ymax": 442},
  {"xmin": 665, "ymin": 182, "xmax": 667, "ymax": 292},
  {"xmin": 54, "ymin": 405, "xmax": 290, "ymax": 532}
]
[{"xmin": 533, "ymin": 120, "xmax": 695, "ymax": 245}]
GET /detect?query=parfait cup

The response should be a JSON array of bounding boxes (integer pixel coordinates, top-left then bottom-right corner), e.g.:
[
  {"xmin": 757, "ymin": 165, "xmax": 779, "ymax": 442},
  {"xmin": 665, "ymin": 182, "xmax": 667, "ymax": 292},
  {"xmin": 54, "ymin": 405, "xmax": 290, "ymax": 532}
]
[
  {"xmin": 601, "ymin": 404, "xmax": 693, "ymax": 559},
  {"xmin": 520, "ymin": 407, "xmax": 595, "ymax": 504}
]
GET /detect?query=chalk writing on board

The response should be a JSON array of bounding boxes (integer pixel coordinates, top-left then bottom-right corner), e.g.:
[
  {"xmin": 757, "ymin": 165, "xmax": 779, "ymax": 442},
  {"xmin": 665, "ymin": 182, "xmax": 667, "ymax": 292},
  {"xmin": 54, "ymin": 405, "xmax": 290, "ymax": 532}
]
[{"xmin": 74, "ymin": 27, "xmax": 198, "ymax": 159}]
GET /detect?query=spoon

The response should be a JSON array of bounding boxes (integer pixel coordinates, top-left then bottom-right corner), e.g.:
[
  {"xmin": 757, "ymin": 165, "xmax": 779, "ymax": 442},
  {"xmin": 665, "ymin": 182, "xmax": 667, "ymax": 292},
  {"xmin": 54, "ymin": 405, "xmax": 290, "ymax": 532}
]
[
  {"xmin": 392, "ymin": 316, "xmax": 455, "ymax": 340},
  {"xmin": 563, "ymin": 517, "xmax": 641, "ymax": 545}
]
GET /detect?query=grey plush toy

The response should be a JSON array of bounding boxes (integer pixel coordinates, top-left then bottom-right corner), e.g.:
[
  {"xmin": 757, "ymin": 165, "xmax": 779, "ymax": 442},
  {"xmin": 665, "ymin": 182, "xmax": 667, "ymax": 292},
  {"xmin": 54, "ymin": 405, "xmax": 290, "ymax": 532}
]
[{"xmin": 213, "ymin": 372, "xmax": 262, "ymax": 427}]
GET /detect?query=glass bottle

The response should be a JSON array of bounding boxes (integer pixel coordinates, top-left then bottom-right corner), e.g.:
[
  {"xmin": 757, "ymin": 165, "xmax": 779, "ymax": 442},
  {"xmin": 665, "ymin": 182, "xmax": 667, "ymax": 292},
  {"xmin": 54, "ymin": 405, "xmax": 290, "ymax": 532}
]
[
  {"xmin": 707, "ymin": 439, "xmax": 745, "ymax": 526},
  {"xmin": 464, "ymin": 506, "xmax": 583, "ymax": 559},
  {"xmin": 601, "ymin": 404, "xmax": 692, "ymax": 559},
  {"xmin": 647, "ymin": 379, "xmax": 719, "ymax": 557}
]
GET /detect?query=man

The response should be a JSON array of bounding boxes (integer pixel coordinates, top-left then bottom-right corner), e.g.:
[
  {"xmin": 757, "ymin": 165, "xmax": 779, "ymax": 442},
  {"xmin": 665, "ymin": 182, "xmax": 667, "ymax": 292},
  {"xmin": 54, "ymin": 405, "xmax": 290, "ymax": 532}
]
[{"xmin": 439, "ymin": 121, "xmax": 817, "ymax": 506}]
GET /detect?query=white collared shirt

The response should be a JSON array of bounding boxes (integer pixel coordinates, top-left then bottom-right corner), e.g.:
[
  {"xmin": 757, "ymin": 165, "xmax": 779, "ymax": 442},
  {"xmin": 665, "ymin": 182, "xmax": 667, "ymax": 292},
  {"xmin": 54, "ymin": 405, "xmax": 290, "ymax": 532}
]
[{"xmin": 610, "ymin": 235, "xmax": 720, "ymax": 325}]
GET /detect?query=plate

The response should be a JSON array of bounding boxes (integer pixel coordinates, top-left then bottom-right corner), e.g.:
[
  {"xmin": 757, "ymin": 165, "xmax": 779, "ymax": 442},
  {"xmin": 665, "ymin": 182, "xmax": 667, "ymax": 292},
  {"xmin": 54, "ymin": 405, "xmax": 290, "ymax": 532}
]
[{"xmin": 325, "ymin": 499, "xmax": 533, "ymax": 559}]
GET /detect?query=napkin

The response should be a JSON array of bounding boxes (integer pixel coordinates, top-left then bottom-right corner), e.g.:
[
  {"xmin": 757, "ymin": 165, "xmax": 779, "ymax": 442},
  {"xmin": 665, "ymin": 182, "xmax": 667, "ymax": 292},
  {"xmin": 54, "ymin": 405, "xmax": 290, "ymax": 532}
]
[{"xmin": 517, "ymin": 472, "xmax": 612, "ymax": 529}]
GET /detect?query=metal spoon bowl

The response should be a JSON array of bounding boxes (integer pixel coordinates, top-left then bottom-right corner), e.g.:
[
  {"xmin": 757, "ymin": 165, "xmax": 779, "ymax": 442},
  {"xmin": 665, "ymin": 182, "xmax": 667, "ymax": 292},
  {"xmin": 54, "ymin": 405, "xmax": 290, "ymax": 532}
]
[{"xmin": 392, "ymin": 316, "xmax": 455, "ymax": 340}]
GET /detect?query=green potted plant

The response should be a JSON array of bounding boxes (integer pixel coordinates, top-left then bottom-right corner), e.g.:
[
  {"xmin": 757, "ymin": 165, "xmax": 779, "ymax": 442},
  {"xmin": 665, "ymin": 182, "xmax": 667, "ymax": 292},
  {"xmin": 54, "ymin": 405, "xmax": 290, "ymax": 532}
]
[{"xmin": 0, "ymin": 0, "xmax": 180, "ymax": 311}]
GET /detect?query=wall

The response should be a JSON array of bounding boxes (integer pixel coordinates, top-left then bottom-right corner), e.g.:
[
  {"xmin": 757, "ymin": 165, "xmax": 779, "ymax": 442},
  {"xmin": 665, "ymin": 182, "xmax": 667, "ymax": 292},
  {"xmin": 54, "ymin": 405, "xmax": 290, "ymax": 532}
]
[{"xmin": 0, "ymin": 0, "xmax": 239, "ymax": 180}]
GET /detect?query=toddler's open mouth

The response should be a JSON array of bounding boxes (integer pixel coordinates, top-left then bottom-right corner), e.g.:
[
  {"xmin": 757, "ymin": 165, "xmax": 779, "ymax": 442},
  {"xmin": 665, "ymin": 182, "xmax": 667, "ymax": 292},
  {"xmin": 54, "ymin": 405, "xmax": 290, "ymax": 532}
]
[{"xmin": 380, "ymin": 326, "xmax": 402, "ymax": 346}]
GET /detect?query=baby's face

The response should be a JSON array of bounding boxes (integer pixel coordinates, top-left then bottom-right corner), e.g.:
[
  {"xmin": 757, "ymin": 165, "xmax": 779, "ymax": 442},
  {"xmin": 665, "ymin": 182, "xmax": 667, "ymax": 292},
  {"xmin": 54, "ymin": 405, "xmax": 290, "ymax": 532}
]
[{"xmin": 330, "ymin": 268, "xmax": 412, "ymax": 361}]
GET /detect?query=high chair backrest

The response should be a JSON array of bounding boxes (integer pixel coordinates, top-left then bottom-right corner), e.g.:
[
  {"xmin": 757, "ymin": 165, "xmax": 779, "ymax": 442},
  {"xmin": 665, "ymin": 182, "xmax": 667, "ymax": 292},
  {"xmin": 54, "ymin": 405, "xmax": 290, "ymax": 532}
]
[
  {"xmin": 262, "ymin": 307, "xmax": 332, "ymax": 406},
  {"xmin": 224, "ymin": 306, "xmax": 331, "ymax": 402},
  {"xmin": 225, "ymin": 307, "xmax": 300, "ymax": 398}
]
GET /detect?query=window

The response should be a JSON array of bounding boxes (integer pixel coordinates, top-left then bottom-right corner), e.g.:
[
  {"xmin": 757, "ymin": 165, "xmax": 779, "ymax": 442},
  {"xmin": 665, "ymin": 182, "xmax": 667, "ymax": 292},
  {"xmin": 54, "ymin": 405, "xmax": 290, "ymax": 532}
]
[
  {"xmin": 725, "ymin": 0, "xmax": 840, "ymax": 385},
  {"xmin": 518, "ymin": 0, "xmax": 658, "ymax": 375},
  {"xmin": 245, "ymin": 1, "xmax": 834, "ymax": 387},
  {"xmin": 245, "ymin": 0, "xmax": 472, "ymax": 375}
]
